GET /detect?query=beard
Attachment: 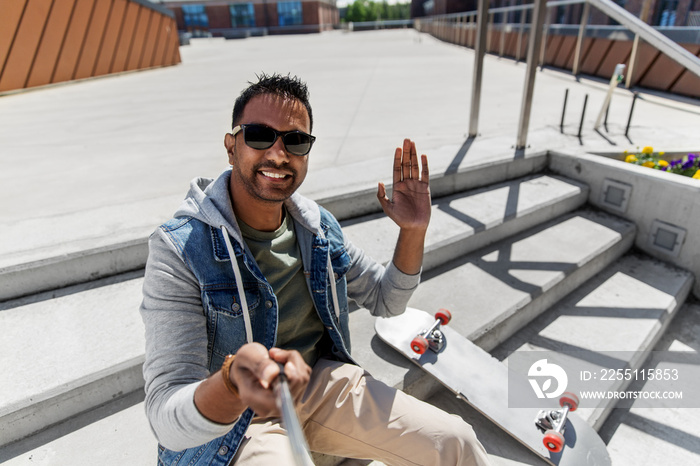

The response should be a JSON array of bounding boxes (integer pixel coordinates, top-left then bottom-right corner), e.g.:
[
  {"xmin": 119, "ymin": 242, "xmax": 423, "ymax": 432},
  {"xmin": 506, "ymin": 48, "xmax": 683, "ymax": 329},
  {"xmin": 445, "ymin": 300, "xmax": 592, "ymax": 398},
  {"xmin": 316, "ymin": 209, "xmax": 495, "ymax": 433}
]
[{"xmin": 231, "ymin": 159, "xmax": 304, "ymax": 204}]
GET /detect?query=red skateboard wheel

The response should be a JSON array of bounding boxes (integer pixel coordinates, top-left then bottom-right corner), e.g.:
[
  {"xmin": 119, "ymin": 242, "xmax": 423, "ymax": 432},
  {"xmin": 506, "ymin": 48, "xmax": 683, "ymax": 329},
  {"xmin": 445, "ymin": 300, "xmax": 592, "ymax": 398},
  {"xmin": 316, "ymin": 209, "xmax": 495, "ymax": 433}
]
[
  {"xmin": 560, "ymin": 392, "xmax": 579, "ymax": 412},
  {"xmin": 411, "ymin": 335, "xmax": 429, "ymax": 354},
  {"xmin": 435, "ymin": 309, "xmax": 452, "ymax": 325},
  {"xmin": 543, "ymin": 430, "xmax": 565, "ymax": 453}
]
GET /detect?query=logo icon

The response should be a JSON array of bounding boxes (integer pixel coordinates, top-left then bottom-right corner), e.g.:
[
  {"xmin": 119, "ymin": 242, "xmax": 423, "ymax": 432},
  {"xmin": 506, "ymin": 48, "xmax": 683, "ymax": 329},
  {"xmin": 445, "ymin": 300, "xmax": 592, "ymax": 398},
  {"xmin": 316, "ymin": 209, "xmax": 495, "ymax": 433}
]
[{"xmin": 528, "ymin": 359, "xmax": 568, "ymax": 399}]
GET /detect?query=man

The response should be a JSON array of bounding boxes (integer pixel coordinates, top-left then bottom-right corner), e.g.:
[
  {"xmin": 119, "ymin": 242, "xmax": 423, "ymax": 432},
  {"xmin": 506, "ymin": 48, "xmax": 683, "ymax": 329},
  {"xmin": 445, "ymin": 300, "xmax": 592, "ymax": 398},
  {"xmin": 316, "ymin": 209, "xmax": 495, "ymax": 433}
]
[{"xmin": 141, "ymin": 73, "xmax": 490, "ymax": 465}]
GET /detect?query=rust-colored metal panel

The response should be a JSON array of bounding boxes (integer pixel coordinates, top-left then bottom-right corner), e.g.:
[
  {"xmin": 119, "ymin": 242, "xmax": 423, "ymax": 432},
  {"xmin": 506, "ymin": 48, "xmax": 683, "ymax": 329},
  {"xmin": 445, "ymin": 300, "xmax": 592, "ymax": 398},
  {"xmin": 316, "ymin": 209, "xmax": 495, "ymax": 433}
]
[
  {"xmin": 152, "ymin": 15, "xmax": 171, "ymax": 67},
  {"xmin": 0, "ymin": 0, "xmax": 51, "ymax": 92},
  {"xmin": 503, "ymin": 31, "xmax": 517, "ymax": 57},
  {"xmin": 126, "ymin": 7, "xmax": 151, "ymax": 71},
  {"xmin": 164, "ymin": 18, "xmax": 181, "ymax": 66},
  {"xmin": 93, "ymin": 0, "xmax": 127, "ymax": 77},
  {"xmin": 74, "ymin": 0, "xmax": 112, "ymax": 80},
  {"xmin": 580, "ymin": 38, "xmax": 612, "ymax": 75},
  {"xmin": 640, "ymin": 44, "xmax": 700, "ymax": 91},
  {"xmin": 671, "ymin": 51, "xmax": 700, "ymax": 99},
  {"xmin": 110, "ymin": 0, "xmax": 139, "ymax": 73},
  {"xmin": 52, "ymin": 0, "xmax": 95, "ymax": 84},
  {"xmin": 25, "ymin": 0, "xmax": 76, "ymax": 88},
  {"xmin": 544, "ymin": 34, "xmax": 563, "ymax": 66},
  {"xmin": 139, "ymin": 12, "xmax": 161, "ymax": 68},
  {"xmin": 630, "ymin": 41, "xmax": 660, "ymax": 85},
  {"xmin": 595, "ymin": 40, "xmax": 631, "ymax": 79},
  {"xmin": 565, "ymin": 37, "xmax": 593, "ymax": 70},
  {"xmin": 0, "ymin": 0, "xmax": 28, "ymax": 77},
  {"xmin": 553, "ymin": 35, "xmax": 576, "ymax": 70}
]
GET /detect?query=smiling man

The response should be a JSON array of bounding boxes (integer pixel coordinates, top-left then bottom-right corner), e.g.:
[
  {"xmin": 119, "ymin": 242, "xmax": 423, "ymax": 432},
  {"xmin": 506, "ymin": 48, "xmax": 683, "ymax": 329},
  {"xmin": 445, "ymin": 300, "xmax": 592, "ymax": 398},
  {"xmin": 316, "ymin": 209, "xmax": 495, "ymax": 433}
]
[{"xmin": 140, "ymin": 73, "xmax": 491, "ymax": 465}]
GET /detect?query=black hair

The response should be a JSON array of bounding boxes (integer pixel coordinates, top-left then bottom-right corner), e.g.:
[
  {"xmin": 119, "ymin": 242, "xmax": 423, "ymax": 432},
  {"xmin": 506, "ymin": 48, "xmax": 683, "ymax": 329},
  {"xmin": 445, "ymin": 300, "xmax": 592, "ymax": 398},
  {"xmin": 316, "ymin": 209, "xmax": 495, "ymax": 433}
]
[{"xmin": 231, "ymin": 73, "xmax": 313, "ymax": 132}]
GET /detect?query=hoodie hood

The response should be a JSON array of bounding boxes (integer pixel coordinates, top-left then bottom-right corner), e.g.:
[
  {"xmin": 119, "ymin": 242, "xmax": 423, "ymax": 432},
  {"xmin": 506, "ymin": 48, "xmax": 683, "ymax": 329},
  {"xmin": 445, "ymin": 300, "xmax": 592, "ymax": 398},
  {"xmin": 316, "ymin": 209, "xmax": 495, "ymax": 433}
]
[{"xmin": 174, "ymin": 169, "xmax": 322, "ymax": 245}]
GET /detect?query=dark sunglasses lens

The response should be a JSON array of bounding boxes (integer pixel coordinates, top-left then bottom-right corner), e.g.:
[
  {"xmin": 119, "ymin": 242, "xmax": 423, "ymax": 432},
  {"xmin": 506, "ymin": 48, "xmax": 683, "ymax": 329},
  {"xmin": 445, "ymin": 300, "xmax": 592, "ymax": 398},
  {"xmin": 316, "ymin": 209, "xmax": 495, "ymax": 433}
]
[
  {"xmin": 244, "ymin": 125, "xmax": 276, "ymax": 150},
  {"xmin": 283, "ymin": 132, "xmax": 312, "ymax": 156}
]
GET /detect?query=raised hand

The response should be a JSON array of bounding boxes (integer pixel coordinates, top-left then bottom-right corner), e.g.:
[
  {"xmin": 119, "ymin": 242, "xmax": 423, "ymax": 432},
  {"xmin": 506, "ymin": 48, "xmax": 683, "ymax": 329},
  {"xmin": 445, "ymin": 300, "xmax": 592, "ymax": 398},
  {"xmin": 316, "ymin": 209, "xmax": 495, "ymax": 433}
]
[{"xmin": 377, "ymin": 138, "xmax": 431, "ymax": 232}]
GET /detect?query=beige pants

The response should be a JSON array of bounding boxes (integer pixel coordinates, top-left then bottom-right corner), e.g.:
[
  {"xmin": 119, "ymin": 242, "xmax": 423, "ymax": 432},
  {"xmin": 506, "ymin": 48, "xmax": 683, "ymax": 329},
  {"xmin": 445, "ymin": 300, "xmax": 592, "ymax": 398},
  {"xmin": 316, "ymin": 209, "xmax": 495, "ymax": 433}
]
[{"xmin": 232, "ymin": 359, "xmax": 491, "ymax": 466}]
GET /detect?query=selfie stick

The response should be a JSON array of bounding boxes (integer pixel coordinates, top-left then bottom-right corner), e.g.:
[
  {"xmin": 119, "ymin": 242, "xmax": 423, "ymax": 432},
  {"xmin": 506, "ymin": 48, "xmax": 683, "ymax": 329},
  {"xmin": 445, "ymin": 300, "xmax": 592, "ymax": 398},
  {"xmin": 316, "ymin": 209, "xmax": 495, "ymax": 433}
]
[{"xmin": 275, "ymin": 364, "xmax": 314, "ymax": 466}]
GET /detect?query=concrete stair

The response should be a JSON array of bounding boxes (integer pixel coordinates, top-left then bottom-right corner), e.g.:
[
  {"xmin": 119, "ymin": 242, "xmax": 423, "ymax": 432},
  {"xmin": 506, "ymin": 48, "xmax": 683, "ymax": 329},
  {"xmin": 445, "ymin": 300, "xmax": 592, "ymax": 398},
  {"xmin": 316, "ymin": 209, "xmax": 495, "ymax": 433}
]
[{"xmin": 1, "ymin": 160, "xmax": 696, "ymax": 465}]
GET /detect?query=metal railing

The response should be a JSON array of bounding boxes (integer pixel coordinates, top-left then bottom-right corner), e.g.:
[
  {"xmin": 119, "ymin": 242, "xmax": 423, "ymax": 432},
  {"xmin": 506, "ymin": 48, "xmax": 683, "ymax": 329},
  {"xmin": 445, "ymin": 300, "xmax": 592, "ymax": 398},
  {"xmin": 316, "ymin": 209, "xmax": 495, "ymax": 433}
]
[{"xmin": 415, "ymin": 0, "xmax": 700, "ymax": 149}]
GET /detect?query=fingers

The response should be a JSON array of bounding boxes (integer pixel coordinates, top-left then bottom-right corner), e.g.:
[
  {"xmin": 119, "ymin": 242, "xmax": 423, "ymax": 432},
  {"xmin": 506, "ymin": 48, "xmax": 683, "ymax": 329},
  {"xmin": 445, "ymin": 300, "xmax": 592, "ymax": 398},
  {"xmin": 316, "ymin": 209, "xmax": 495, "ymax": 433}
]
[
  {"xmin": 420, "ymin": 153, "xmax": 429, "ymax": 183},
  {"xmin": 231, "ymin": 344, "xmax": 311, "ymax": 416},
  {"xmin": 394, "ymin": 139, "xmax": 427, "ymax": 183}
]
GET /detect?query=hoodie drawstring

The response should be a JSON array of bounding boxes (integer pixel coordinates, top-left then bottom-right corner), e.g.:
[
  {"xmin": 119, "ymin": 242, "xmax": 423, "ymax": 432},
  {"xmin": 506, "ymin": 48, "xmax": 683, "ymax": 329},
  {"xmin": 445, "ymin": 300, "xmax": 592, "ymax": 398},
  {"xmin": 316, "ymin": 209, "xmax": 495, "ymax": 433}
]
[
  {"xmin": 220, "ymin": 225, "xmax": 341, "ymax": 346},
  {"xmin": 221, "ymin": 225, "xmax": 254, "ymax": 344}
]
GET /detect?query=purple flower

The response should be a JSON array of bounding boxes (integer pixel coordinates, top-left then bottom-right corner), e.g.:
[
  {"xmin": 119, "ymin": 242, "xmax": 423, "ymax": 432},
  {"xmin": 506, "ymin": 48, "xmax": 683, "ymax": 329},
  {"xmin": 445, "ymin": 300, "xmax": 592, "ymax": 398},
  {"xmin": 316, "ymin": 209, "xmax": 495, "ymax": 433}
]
[
  {"xmin": 688, "ymin": 154, "xmax": 697, "ymax": 163},
  {"xmin": 671, "ymin": 160, "xmax": 682, "ymax": 167},
  {"xmin": 682, "ymin": 160, "xmax": 694, "ymax": 170}
]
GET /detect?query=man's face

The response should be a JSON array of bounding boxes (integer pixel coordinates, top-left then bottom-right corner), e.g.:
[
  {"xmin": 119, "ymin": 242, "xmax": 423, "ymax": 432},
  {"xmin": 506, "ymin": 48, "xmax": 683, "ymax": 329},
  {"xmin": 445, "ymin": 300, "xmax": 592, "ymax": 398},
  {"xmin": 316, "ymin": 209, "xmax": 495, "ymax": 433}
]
[{"xmin": 225, "ymin": 94, "xmax": 311, "ymax": 205}]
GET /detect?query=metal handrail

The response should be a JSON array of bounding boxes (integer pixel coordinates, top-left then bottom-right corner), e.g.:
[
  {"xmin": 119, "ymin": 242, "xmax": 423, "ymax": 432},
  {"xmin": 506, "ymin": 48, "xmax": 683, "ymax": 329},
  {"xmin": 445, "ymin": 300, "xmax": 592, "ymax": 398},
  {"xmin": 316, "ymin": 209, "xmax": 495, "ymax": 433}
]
[
  {"xmin": 419, "ymin": 0, "xmax": 700, "ymax": 79},
  {"xmin": 416, "ymin": 0, "xmax": 700, "ymax": 149}
]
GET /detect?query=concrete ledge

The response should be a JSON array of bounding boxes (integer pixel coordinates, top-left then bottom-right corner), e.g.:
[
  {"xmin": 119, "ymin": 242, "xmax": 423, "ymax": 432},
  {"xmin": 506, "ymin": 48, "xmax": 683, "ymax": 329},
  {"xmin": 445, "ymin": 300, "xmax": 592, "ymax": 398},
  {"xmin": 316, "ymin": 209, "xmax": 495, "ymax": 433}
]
[
  {"xmin": 0, "ymin": 239, "xmax": 148, "ymax": 303},
  {"xmin": 549, "ymin": 150, "xmax": 700, "ymax": 299}
]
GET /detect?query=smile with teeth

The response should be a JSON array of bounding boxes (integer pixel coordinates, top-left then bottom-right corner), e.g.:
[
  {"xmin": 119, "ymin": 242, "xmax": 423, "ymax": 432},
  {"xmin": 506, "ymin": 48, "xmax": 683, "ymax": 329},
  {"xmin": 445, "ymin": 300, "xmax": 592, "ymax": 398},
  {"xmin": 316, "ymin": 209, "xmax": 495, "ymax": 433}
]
[{"xmin": 261, "ymin": 170, "xmax": 288, "ymax": 179}]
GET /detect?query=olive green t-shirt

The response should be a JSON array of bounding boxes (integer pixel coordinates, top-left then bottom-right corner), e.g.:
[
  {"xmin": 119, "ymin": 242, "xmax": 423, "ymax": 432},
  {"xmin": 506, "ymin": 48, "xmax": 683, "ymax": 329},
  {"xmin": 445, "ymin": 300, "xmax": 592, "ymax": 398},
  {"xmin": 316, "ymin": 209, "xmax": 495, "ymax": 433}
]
[{"xmin": 237, "ymin": 210, "xmax": 327, "ymax": 367}]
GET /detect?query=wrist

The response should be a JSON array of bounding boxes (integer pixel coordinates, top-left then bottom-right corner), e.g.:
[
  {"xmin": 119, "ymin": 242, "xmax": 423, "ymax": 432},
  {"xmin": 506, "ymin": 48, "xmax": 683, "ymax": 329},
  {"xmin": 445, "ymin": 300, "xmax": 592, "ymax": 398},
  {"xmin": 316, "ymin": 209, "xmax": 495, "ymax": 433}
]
[{"xmin": 221, "ymin": 354, "xmax": 240, "ymax": 398}]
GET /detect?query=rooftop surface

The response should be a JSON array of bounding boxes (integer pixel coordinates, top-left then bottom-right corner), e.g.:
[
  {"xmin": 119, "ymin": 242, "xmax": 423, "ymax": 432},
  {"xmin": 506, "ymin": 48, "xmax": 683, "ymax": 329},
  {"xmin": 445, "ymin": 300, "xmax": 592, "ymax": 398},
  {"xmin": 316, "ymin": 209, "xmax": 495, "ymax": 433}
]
[
  {"xmin": 1, "ymin": 28, "xmax": 699, "ymax": 466},
  {"xmin": 1, "ymin": 28, "xmax": 700, "ymax": 270}
]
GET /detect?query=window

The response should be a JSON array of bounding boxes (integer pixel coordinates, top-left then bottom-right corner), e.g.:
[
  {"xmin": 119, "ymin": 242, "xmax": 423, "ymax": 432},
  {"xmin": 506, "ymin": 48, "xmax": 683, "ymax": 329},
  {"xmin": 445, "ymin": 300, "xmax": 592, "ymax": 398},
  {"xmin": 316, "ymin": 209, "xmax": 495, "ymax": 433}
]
[
  {"xmin": 182, "ymin": 4, "xmax": 209, "ymax": 29},
  {"xmin": 278, "ymin": 1, "xmax": 303, "ymax": 27},
  {"xmin": 230, "ymin": 3, "xmax": 255, "ymax": 28}
]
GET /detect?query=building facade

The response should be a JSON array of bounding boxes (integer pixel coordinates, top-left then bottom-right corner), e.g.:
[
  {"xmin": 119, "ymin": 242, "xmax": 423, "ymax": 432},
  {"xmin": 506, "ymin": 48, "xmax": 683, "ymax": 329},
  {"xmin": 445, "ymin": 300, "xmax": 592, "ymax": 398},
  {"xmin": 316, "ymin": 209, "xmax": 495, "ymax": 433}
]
[
  {"xmin": 413, "ymin": 0, "xmax": 699, "ymax": 27},
  {"xmin": 154, "ymin": 0, "xmax": 339, "ymax": 37}
]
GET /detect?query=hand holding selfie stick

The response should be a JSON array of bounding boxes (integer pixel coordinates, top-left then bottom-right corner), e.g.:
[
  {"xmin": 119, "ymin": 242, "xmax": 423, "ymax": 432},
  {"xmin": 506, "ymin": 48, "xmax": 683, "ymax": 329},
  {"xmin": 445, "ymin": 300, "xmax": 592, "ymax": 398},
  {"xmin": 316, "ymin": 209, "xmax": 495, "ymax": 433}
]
[{"xmin": 275, "ymin": 363, "xmax": 314, "ymax": 466}]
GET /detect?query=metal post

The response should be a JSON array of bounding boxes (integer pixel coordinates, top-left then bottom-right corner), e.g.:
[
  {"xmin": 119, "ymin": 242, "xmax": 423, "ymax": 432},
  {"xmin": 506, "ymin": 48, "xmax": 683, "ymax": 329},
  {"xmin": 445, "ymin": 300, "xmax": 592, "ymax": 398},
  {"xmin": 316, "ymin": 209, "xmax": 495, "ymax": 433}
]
[
  {"xmin": 560, "ymin": 88, "xmax": 569, "ymax": 133},
  {"xmin": 500, "ymin": 11, "xmax": 507, "ymax": 57},
  {"xmin": 625, "ymin": 92, "xmax": 638, "ymax": 137},
  {"xmin": 515, "ymin": 0, "xmax": 547, "ymax": 149},
  {"xmin": 572, "ymin": 2, "xmax": 590, "ymax": 76},
  {"xmin": 540, "ymin": 7, "xmax": 551, "ymax": 68},
  {"xmin": 578, "ymin": 94, "xmax": 588, "ymax": 139},
  {"xmin": 626, "ymin": 35, "xmax": 641, "ymax": 88},
  {"xmin": 516, "ymin": 8, "xmax": 526, "ymax": 62},
  {"xmin": 469, "ymin": 0, "xmax": 489, "ymax": 138}
]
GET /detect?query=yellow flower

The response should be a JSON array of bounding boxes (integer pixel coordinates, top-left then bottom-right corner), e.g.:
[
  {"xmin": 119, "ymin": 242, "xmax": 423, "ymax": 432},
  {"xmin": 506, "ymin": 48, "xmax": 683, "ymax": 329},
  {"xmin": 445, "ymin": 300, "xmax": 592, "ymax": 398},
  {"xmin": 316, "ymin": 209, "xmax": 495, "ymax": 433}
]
[
  {"xmin": 658, "ymin": 160, "xmax": 669, "ymax": 167},
  {"xmin": 642, "ymin": 146, "xmax": 654, "ymax": 154},
  {"xmin": 642, "ymin": 161, "xmax": 655, "ymax": 168},
  {"xmin": 625, "ymin": 155, "xmax": 638, "ymax": 163},
  {"xmin": 659, "ymin": 151, "xmax": 665, "ymax": 155},
  {"xmin": 693, "ymin": 170, "xmax": 700, "ymax": 179}
]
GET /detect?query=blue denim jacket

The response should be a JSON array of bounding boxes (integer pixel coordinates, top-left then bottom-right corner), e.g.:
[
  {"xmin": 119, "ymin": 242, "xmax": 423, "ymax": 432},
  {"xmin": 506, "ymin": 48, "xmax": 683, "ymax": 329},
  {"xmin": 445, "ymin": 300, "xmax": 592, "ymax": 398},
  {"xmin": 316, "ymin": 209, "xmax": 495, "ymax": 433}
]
[{"xmin": 155, "ymin": 206, "xmax": 353, "ymax": 465}]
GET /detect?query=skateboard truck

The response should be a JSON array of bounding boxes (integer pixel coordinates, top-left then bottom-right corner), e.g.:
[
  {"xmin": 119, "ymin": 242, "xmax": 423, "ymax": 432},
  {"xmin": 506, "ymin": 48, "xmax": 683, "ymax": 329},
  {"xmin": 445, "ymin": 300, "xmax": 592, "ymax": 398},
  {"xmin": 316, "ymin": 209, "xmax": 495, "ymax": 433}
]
[
  {"xmin": 410, "ymin": 309, "xmax": 452, "ymax": 354},
  {"xmin": 535, "ymin": 392, "xmax": 580, "ymax": 453}
]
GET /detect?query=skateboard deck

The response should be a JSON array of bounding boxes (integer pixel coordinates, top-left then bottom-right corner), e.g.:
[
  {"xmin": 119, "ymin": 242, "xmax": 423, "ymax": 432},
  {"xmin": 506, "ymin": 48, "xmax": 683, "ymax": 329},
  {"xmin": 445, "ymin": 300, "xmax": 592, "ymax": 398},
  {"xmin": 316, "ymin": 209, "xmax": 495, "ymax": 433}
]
[{"xmin": 375, "ymin": 307, "xmax": 611, "ymax": 466}]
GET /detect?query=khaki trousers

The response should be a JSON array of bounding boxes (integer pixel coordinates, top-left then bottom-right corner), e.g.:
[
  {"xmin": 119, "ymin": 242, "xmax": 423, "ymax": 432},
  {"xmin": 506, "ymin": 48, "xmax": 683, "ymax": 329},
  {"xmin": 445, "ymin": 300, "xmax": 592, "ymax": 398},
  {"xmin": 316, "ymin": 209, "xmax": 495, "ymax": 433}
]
[{"xmin": 232, "ymin": 359, "xmax": 491, "ymax": 466}]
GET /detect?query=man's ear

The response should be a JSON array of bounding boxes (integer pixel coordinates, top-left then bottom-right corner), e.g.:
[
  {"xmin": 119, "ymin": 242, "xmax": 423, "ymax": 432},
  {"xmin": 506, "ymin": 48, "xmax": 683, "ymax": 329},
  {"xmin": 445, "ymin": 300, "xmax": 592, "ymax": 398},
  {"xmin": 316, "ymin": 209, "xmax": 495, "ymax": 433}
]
[{"xmin": 224, "ymin": 133, "xmax": 235, "ymax": 165}]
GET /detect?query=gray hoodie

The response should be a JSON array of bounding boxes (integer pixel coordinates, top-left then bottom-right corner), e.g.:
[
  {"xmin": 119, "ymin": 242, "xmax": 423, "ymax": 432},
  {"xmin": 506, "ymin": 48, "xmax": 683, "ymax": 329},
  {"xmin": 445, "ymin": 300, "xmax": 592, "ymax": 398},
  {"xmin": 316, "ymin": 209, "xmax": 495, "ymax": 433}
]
[{"xmin": 140, "ymin": 169, "xmax": 420, "ymax": 450}]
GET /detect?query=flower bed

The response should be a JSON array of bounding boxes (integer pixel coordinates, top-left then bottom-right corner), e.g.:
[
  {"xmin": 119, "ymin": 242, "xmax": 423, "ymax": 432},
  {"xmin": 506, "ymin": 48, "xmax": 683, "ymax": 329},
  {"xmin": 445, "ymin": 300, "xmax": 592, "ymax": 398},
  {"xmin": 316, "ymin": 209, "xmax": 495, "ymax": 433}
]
[{"xmin": 624, "ymin": 147, "xmax": 700, "ymax": 179}]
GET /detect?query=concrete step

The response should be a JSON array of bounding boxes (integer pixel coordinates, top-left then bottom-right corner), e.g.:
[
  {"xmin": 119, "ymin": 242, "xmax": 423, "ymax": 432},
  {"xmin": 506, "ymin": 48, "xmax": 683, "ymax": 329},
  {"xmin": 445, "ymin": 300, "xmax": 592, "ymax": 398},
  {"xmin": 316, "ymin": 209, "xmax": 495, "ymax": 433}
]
[
  {"xmin": 342, "ymin": 173, "xmax": 588, "ymax": 273},
  {"xmin": 351, "ymin": 208, "xmax": 636, "ymax": 394},
  {"xmin": 0, "ymin": 153, "xmax": 549, "ymax": 303},
  {"xmin": 492, "ymin": 252, "xmax": 694, "ymax": 430},
  {"xmin": 0, "ymin": 172, "xmax": 577, "ymax": 449},
  {"xmin": 0, "ymin": 271, "xmax": 145, "ymax": 449},
  {"xmin": 600, "ymin": 301, "xmax": 700, "ymax": 465}
]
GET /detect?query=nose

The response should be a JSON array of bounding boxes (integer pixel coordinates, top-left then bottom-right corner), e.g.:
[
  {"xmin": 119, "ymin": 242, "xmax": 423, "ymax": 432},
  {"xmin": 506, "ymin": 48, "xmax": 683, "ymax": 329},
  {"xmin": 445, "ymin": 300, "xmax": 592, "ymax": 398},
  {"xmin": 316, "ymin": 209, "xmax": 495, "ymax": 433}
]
[{"xmin": 265, "ymin": 136, "xmax": 290, "ymax": 163}]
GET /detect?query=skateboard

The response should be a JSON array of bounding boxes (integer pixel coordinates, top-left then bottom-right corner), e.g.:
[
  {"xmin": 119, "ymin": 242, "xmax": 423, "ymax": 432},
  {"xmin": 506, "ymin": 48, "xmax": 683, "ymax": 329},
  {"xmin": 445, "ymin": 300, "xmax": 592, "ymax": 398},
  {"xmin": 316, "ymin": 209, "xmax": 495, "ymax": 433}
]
[{"xmin": 374, "ymin": 307, "xmax": 611, "ymax": 466}]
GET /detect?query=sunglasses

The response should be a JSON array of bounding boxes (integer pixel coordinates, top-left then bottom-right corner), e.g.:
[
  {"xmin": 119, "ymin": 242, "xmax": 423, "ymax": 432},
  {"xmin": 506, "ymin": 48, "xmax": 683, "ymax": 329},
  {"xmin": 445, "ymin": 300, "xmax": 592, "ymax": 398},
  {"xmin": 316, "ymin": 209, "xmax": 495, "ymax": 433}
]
[{"xmin": 232, "ymin": 124, "xmax": 316, "ymax": 156}]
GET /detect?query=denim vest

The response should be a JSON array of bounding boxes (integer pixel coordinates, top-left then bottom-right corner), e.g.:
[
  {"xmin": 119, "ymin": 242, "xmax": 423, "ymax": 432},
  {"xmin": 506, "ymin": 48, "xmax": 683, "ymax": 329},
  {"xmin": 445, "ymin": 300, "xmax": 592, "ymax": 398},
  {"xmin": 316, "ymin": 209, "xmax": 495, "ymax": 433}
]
[{"xmin": 156, "ymin": 207, "xmax": 353, "ymax": 465}]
